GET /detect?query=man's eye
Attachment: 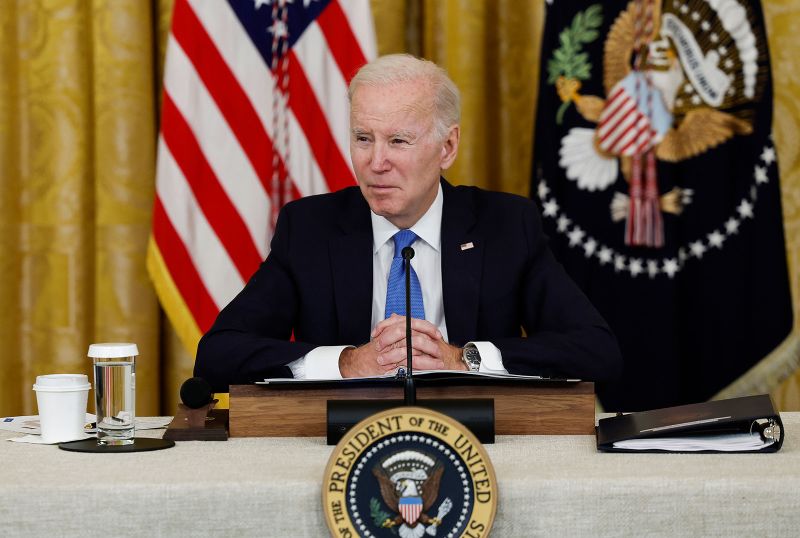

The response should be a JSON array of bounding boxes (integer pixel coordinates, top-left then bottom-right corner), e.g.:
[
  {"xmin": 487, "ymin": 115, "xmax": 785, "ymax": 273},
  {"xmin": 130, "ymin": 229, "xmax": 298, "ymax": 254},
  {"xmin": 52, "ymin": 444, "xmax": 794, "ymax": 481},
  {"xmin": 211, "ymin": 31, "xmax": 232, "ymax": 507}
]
[
  {"xmin": 391, "ymin": 138, "xmax": 408, "ymax": 145},
  {"xmin": 355, "ymin": 136, "xmax": 370, "ymax": 143}
]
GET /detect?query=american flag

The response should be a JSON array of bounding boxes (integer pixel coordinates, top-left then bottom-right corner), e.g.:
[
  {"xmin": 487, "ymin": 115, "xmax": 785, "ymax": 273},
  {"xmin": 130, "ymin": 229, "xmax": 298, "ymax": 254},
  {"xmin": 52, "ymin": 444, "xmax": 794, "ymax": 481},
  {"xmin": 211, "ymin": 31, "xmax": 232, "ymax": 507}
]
[{"xmin": 147, "ymin": 0, "xmax": 376, "ymax": 353}]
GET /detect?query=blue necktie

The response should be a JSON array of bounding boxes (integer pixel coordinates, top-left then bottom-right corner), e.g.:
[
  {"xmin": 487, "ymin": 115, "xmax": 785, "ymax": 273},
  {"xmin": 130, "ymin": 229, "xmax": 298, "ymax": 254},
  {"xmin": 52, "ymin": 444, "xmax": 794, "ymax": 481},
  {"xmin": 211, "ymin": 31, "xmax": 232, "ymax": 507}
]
[{"xmin": 384, "ymin": 230, "xmax": 425, "ymax": 320}]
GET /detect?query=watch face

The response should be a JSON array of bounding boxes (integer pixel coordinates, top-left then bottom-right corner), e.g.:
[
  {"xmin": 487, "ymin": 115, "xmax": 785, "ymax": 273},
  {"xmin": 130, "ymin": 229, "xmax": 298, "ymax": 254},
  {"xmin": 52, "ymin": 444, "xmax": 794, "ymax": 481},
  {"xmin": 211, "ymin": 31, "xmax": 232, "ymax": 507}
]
[{"xmin": 464, "ymin": 348, "xmax": 480, "ymax": 371}]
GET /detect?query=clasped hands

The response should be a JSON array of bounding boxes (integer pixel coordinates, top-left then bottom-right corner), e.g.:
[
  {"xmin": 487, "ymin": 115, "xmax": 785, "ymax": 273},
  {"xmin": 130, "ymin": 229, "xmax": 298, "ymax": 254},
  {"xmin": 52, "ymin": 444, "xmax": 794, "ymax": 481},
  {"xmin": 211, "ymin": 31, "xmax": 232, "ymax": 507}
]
[{"xmin": 339, "ymin": 314, "xmax": 465, "ymax": 378}]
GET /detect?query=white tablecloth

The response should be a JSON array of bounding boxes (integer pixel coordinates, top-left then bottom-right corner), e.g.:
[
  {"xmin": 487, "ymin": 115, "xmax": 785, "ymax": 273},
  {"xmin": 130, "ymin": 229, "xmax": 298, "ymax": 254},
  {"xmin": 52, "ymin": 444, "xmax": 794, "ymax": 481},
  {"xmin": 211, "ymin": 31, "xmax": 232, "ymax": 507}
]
[{"xmin": 1, "ymin": 414, "xmax": 797, "ymax": 537}]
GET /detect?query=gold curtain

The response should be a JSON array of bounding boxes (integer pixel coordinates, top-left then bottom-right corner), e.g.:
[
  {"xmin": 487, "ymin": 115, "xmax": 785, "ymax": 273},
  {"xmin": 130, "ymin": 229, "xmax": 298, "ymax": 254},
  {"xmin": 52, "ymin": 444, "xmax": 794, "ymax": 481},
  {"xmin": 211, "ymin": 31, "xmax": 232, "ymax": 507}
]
[
  {"xmin": 0, "ymin": 0, "xmax": 161, "ymax": 416},
  {"xmin": 1, "ymin": 0, "xmax": 798, "ymax": 416}
]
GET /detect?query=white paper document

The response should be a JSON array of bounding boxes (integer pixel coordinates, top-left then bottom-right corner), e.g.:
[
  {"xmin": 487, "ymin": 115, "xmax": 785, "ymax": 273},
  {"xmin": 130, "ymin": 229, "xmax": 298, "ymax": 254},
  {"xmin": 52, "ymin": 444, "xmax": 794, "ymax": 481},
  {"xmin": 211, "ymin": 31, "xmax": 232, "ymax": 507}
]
[
  {"xmin": 1, "ymin": 415, "xmax": 173, "ymax": 437},
  {"xmin": 258, "ymin": 369, "xmax": 579, "ymax": 384},
  {"xmin": 613, "ymin": 432, "xmax": 775, "ymax": 452}
]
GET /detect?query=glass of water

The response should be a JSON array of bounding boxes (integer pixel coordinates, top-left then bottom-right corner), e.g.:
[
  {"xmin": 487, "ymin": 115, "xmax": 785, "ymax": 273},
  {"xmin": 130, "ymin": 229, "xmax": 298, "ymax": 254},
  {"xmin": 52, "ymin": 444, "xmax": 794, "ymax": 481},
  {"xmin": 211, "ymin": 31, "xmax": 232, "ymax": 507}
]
[{"xmin": 88, "ymin": 343, "xmax": 138, "ymax": 446}]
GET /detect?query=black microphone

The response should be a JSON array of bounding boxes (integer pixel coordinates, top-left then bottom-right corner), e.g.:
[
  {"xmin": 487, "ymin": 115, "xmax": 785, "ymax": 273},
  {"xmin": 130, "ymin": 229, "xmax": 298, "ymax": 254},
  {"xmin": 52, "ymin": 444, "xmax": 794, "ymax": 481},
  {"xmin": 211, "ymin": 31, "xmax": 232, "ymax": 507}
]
[
  {"xmin": 401, "ymin": 246, "xmax": 416, "ymax": 406},
  {"xmin": 179, "ymin": 377, "xmax": 214, "ymax": 409}
]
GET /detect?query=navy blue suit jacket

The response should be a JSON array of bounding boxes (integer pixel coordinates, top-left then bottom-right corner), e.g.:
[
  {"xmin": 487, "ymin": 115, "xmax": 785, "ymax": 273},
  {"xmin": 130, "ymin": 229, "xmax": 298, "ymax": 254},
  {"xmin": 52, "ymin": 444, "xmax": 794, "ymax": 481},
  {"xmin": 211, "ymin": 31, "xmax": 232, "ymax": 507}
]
[{"xmin": 195, "ymin": 180, "xmax": 622, "ymax": 391}]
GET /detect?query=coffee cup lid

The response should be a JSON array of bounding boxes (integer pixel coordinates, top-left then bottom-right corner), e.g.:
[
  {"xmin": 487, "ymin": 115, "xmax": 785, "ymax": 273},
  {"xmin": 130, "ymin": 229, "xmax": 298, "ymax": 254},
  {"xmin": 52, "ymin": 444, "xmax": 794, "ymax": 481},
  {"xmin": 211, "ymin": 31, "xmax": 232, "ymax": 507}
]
[
  {"xmin": 87, "ymin": 342, "xmax": 139, "ymax": 358},
  {"xmin": 33, "ymin": 374, "xmax": 91, "ymax": 392}
]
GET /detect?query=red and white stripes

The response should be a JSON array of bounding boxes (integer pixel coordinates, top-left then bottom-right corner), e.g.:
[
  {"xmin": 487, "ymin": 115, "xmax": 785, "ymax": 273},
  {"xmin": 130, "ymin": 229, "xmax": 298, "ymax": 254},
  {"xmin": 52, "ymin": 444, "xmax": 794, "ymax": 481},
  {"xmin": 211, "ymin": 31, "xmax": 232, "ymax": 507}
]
[{"xmin": 149, "ymin": 0, "xmax": 376, "ymax": 349}]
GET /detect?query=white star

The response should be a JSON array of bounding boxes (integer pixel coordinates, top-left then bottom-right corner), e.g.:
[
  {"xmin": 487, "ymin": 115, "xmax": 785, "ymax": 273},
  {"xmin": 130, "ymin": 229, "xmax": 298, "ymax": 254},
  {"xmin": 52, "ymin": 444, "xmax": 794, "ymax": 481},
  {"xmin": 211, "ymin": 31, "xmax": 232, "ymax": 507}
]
[
  {"xmin": 268, "ymin": 19, "xmax": 289, "ymax": 39},
  {"xmin": 663, "ymin": 258, "xmax": 679, "ymax": 278},
  {"xmin": 737, "ymin": 199, "xmax": 754, "ymax": 219},
  {"xmin": 718, "ymin": 46, "xmax": 728, "ymax": 55},
  {"xmin": 680, "ymin": 5, "xmax": 689, "ymax": 14},
  {"xmin": 567, "ymin": 226, "xmax": 585, "ymax": 247},
  {"xmin": 557, "ymin": 215, "xmax": 571, "ymax": 232},
  {"xmin": 629, "ymin": 258, "xmax": 644, "ymax": 277},
  {"xmin": 647, "ymin": 259, "xmax": 659, "ymax": 278},
  {"xmin": 583, "ymin": 238, "xmax": 597, "ymax": 258},
  {"xmin": 614, "ymin": 254, "xmax": 627, "ymax": 273},
  {"xmin": 724, "ymin": 58, "xmax": 734, "ymax": 69},
  {"xmin": 701, "ymin": 20, "xmax": 711, "ymax": 31},
  {"xmin": 537, "ymin": 182, "xmax": 550, "ymax": 200},
  {"xmin": 597, "ymin": 247, "xmax": 613, "ymax": 265},
  {"xmin": 710, "ymin": 33, "xmax": 719, "ymax": 43},
  {"xmin": 255, "ymin": 0, "xmax": 318, "ymax": 6},
  {"xmin": 725, "ymin": 217, "xmax": 740, "ymax": 234},
  {"xmin": 689, "ymin": 240, "xmax": 706, "ymax": 258},
  {"xmin": 761, "ymin": 146, "xmax": 776, "ymax": 165},
  {"xmin": 691, "ymin": 11, "xmax": 700, "ymax": 21},
  {"xmin": 691, "ymin": 95, "xmax": 702, "ymax": 105},
  {"xmin": 542, "ymin": 199, "xmax": 559, "ymax": 217},
  {"xmin": 707, "ymin": 230, "xmax": 725, "ymax": 248},
  {"xmin": 754, "ymin": 165, "xmax": 769, "ymax": 184},
  {"xmin": 683, "ymin": 83, "xmax": 694, "ymax": 93}
]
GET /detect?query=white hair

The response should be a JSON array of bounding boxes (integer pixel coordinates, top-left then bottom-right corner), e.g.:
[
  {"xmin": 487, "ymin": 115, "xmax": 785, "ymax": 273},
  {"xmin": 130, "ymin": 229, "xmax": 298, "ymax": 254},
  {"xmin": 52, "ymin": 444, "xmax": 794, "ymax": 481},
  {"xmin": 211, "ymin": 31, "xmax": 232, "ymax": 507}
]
[{"xmin": 348, "ymin": 54, "xmax": 461, "ymax": 140}]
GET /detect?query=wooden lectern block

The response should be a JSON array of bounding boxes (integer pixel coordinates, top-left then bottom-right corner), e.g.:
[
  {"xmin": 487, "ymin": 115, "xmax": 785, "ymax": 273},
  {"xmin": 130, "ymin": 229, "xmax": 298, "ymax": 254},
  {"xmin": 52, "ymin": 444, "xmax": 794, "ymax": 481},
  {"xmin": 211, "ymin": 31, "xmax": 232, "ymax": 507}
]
[
  {"xmin": 164, "ymin": 407, "xmax": 229, "ymax": 441},
  {"xmin": 229, "ymin": 382, "xmax": 594, "ymax": 437}
]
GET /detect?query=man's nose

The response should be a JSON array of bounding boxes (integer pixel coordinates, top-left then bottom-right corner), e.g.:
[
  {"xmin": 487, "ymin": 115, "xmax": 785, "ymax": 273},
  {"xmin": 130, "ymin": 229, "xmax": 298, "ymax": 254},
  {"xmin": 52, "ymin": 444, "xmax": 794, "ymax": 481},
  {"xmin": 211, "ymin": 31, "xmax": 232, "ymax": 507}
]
[{"xmin": 370, "ymin": 143, "xmax": 391, "ymax": 173}]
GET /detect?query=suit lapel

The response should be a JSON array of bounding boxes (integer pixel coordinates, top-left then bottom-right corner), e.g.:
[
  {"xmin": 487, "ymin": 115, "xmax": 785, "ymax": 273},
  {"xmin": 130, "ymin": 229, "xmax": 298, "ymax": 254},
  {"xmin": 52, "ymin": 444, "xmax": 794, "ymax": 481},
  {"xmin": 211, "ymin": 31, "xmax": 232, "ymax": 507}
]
[
  {"xmin": 329, "ymin": 191, "xmax": 373, "ymax": 345},
  {"xmin": 440, "ymin": 181, "xmax": 483, "ymax": 346}
]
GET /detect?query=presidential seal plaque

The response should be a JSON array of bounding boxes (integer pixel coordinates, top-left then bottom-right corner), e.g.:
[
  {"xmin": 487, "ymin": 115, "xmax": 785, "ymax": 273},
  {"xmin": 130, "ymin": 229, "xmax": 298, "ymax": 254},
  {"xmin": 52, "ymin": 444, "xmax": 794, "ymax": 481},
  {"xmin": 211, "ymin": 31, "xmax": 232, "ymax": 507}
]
[{"xmin": 323, "ymin": 407, "xmax": 497, "ymax": 538}]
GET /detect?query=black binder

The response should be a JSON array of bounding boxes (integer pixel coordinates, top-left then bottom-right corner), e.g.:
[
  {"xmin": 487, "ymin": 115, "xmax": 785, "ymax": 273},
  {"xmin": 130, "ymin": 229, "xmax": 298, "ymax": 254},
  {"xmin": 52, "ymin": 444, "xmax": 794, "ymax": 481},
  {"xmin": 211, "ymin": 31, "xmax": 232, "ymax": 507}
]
[{"xmin": 596, "ymin": 394, "xmax": 784, "ymax": 453}]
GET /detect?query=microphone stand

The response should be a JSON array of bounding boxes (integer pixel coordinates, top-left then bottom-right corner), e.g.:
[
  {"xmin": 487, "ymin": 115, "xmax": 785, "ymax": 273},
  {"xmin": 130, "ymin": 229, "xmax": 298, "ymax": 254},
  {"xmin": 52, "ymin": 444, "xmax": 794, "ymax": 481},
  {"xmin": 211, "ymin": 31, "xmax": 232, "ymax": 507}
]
[{"xmin": 402, "ymin": 247, "xmax": 416, "ymax": 406}]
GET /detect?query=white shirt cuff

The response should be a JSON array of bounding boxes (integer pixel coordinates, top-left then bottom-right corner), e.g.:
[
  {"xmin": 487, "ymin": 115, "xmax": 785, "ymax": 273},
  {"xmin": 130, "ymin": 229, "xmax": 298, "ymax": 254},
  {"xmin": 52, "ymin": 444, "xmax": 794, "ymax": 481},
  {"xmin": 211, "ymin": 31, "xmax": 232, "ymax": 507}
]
[
  {"xmin": 287, "ymin": 345, "xmax": 352, "ymax": 379},
  {"xmin": 468, "ymin": 341, "xmax": 508, "ymax": 374}
]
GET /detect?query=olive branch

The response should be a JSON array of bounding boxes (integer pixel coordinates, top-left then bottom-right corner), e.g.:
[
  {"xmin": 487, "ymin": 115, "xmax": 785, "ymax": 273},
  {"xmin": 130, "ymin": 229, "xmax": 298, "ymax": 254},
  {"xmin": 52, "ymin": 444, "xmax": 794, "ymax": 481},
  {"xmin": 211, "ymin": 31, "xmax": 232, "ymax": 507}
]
[
  {"xmin": 547, "ymin": 4, "xmax": 603, "ymax": 124},
  {"xmin": 370, "ymin": 497, "xmax": 397, "ymax": 535}
]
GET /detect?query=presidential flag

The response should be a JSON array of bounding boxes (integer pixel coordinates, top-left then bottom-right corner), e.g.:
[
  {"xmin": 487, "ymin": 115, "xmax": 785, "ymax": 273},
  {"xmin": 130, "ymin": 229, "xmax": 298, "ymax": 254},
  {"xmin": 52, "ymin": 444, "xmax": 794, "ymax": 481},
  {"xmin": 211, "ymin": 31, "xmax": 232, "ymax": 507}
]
[
  {"xmin": 147, "ymin": 0, "xmax": 376, "ymax": 353},
  {"xmin": 532, "ymin": 0, "xmax": 793, "ymax": 410}
]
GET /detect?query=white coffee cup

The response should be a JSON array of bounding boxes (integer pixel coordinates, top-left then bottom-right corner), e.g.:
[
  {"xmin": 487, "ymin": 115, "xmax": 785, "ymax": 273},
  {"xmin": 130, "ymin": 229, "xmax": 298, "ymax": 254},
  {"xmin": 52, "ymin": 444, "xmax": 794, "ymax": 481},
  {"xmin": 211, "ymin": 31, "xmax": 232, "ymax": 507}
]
[{"xmin": 33, "ymin": 374, "xmax": 91, "ymax": 443}]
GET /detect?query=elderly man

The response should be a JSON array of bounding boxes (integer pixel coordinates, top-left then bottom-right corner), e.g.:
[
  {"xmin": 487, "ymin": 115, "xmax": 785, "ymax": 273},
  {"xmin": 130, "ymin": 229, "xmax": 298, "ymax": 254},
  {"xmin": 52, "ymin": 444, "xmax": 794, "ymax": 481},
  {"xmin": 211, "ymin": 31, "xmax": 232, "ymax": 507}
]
[{"xmin": 195, "ymin": 54, "xmax": 622, "ymax": 391}]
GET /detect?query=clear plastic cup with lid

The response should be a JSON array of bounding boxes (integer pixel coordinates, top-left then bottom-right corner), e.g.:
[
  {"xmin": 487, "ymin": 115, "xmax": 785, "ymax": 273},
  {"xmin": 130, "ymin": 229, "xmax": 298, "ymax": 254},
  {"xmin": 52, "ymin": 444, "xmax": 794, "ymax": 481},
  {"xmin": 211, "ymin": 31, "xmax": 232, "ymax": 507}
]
[{"xmin": 88, "ymin": 343, "xmax": 138, "ymax": 446}]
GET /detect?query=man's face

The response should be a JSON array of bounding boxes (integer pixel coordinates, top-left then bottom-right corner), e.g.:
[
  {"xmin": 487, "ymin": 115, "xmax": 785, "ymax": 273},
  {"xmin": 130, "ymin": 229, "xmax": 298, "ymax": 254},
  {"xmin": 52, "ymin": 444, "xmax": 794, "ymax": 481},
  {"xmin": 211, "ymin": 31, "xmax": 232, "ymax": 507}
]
[{"xmin": 349, "ymin": 80, "xmax": 459, "ymax": 229}]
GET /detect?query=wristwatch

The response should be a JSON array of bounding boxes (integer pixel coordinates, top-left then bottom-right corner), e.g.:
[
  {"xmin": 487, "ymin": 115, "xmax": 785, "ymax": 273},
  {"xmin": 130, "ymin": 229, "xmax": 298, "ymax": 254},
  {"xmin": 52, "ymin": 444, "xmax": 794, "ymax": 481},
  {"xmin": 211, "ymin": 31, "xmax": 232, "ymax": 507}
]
[{"xmin": 461, "ymin": 344, "xmax": 481, "ymax": 372}]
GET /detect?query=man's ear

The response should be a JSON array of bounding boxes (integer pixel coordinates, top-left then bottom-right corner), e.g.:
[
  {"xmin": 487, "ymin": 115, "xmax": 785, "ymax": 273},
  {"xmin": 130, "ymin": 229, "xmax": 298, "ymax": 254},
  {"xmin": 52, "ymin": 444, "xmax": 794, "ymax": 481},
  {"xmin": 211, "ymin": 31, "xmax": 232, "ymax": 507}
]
[{"xmin": 439, "ymin": 124, "xmax": 460, "ymax": 170}]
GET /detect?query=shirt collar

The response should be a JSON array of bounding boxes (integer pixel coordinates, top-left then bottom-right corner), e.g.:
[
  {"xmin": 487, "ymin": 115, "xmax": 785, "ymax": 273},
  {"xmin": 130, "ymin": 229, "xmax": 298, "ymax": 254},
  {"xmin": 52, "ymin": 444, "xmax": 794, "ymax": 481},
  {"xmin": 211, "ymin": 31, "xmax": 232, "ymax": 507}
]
[{"xmin": 371, "ymin": 182, "xmax": 443, "ymax": 253}]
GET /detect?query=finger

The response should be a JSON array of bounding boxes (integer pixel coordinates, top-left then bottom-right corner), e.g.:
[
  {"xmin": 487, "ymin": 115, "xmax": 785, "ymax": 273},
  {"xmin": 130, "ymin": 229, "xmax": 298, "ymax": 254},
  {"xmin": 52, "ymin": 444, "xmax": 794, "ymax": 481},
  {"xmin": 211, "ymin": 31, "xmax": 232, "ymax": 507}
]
[
  {"xmin": 375, "ymin": 323, "xmax": 442, "ymax": 353},
  {"xmin": 408, "ymin": 318, "xmax": 443, "ymax": 340},
  {"xmin": 376, "ymin": 346, "xmax": 424, "ymax": 366},
  {"xmin": 372, "ymin": 315, "xmax": 442, "ymax": 342},
  {"xmin": 371, "ymin": 314, "xmax": 405, "ymax": 339},
  {"xmin": 374, "ymin": 322, "xmax": 413, "ymax": 352},
  {"xmin": 411, "ymin": 355, "xmax": 446, "ymax": 370},
  {"xmin": 406, "ymin": 333, "xmax": 443, "ymax": 358}
]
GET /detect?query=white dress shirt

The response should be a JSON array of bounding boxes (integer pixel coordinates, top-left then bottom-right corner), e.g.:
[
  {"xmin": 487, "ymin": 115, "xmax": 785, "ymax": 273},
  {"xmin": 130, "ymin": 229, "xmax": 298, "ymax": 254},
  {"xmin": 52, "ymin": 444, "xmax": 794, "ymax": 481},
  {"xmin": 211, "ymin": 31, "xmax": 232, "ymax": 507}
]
[{"xmin": 288, "ymin": 184, "xmax": 507, "ymax": 378}]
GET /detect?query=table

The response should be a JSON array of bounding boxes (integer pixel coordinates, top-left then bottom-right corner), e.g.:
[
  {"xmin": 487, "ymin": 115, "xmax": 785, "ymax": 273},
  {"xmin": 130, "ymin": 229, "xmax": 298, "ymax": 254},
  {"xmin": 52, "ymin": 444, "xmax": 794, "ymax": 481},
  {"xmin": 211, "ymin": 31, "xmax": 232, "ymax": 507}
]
[{"xmin": 1, "ymin": 414, "xmax": 798, "ymax": 537}]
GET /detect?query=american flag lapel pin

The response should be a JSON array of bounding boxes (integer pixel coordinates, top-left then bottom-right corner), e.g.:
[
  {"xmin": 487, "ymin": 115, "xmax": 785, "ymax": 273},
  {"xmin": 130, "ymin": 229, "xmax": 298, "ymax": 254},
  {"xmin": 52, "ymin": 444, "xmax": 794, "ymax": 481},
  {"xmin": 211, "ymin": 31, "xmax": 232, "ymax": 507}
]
[{"xmin": 460, "ymin": 242, "xmax": 474, "ymax": 251}]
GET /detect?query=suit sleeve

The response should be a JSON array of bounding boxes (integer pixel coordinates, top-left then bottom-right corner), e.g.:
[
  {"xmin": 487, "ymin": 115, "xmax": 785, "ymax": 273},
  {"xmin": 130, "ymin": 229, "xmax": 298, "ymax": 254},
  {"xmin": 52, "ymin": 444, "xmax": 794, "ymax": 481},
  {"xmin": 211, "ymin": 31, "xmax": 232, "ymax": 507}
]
[
  {"xmin": 194, "ymin": 206, "xmax": 317, "ymax": 392},
  {"xmin": 492, "ymin": 203, "xmax": 623, "ymax": 382}
]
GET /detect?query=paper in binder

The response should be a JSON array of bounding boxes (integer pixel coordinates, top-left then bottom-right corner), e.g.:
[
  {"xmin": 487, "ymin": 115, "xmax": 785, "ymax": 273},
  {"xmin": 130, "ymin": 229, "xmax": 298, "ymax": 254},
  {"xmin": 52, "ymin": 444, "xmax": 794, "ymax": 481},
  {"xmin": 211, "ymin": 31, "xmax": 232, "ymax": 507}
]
[{"xmin": 596, "ymin": 394, "xmax": 784, "ymax": 453}]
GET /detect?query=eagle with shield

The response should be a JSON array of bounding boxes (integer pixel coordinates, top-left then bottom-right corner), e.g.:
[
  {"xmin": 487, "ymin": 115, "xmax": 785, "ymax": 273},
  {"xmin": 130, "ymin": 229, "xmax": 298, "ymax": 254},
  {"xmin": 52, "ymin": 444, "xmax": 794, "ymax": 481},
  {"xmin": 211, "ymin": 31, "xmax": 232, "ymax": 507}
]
[{"xmin": 372, "ymin": 450, "xmax": 453, "ymax": 538}]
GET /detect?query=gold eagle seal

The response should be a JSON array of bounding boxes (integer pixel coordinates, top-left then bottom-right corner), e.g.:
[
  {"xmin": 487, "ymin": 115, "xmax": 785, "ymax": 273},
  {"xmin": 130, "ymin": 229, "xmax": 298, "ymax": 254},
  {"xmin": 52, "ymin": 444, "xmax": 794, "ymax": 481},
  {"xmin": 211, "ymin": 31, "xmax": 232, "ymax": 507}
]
[{"xmin": 323, "ymin": 407, "xmax": 497, "ymax": 537}]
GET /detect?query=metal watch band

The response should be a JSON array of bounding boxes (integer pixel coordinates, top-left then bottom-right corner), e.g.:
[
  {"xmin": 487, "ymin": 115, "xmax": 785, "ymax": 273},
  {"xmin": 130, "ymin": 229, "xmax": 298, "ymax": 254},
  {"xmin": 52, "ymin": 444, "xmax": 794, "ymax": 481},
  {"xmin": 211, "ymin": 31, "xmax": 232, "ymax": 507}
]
[{"xmin": 462, "ymin": 345, "xmax": 481, "ymax": 372}]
